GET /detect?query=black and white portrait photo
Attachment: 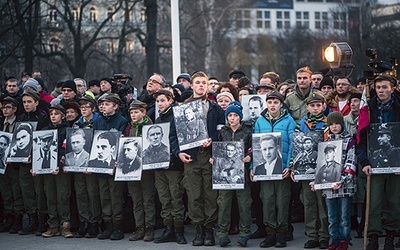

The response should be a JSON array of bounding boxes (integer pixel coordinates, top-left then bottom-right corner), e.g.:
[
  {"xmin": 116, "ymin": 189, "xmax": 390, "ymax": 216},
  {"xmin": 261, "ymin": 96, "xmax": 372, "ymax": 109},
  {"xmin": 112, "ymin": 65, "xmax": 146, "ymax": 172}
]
[
  {"xmin": 173, "ymin": 100, "xmax": 208, "ymax": 151},
  {"xmin": 7, "ymin": 122, "xmax": 35, "ymax": 163},
  {"xmin": 142, "ymin": 123, "xmax": 170, "ymax": 170},
  {"xmin": 212, "ymin": 141, "xmax": 244, "ymax": 190},
  {"xmin": 314, "ymin": 140, "xmax": 343, "ymax": 190},
  {"xmin": 115, "ymin": 137, "xmax": 142, "ymax": 181},
  {"xmin": 64, "ymin": 128, "xmax": 93, "ymax": 172},
  {"xmin": 292, "ymin": 131, "xmax": 324, "ymax": 180},
  {"xmin": 87, "ymin": 131, "xmax": 120, "ymax": 174},
  {"xmin": 32, "ymin": 130, "xmax": 58, "ymax": 174},
  {"xmin": 368, "ymin": 123, "xmax": 400, "ymax": 173},
  {"xmin": 252, "ymin": 133, "xmax": 283, "ymax": 181},
  {"xmin": 0, "ymin": 132, "xmax": 12, "ymax": 174},
  {"xmin": 241, "ymin": 94, "xmax": 267, "ymax": 123}
]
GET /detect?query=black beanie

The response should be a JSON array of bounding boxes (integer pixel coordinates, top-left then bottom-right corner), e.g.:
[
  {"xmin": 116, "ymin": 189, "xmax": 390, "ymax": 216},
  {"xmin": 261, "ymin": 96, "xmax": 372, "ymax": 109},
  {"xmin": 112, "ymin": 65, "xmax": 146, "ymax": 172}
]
[
  {"xmin": 319, "ymin": 77, "xmax": 334, "ymax": 89},
  {"xmin": 327, "ymin": 112, "xmax": 344, "ymax": 127},
  {"xmin": 62, "ymin": 80, "xmax": 77, "ymax": 93}
]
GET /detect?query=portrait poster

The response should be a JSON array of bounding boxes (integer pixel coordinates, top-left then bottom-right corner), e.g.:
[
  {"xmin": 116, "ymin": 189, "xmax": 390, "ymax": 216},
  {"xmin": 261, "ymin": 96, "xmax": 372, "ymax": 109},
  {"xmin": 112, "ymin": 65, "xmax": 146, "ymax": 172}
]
[
  {"xmin": 173, "ymin": 100, "xmax": 209, "ymax": 151},
  {"xmin": 314, "ymin": 140, "xmax": 343, "ymax": 190},
  {"xmin": 142, "ymin": 123, "xmax": 170, "ymax": 170},
  {"xmin": 252, "ymin": 132, "xmax": 283, "ymax": 181},
  {"xmin": 64, "ymin": 128, "xmax": 93, "ymax": 172},
  {"xmin": 241, "ymin": 94, "xmax": 267, "ymax": 123},
  {"xmin": 292, "ymin": 131, "xmax": 324, "ymax": 180},
  {"xmin": 0, "ymin": 132, "xmax": 12, "ymax": 174},
  {"xmin": 115, "ymin": 137, "xmax": 142, "ymax": 181},
  {"xmin": 212, "ymin": 141, "xmax": 244, "ymax": 190},
  {"xmin": 87, "ymin": 130, "xmax": 120, "ymax": 174},
  {"xmin": 368, "ymin": 122, "xmax": 400, "ymax": 173},
  {"xmin": 32, "ymin": 130, "xmax": 58, "ymax": 174},
  {"xmin": 7, "ymin": 122, "xmax": 36, "ymax": 163}
]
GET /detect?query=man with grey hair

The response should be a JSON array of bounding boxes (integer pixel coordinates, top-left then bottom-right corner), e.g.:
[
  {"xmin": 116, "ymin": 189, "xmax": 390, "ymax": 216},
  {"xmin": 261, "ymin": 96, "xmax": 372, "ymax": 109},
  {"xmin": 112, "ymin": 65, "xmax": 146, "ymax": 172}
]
[
  {"xmin": 74, "ymin": 78, "xmax": 87, "ymax": 97},
  {"xmin": 138, "ymin": 73, "xmax": 166, "ymax": 122}
]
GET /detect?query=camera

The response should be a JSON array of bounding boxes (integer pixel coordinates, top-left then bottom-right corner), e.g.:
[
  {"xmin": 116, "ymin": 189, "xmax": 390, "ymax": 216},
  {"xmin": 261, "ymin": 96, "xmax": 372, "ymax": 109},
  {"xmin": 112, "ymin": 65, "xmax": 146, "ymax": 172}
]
[{"xmin": 364, "ymin": 48, "xmax": 397, "ymax": 80}]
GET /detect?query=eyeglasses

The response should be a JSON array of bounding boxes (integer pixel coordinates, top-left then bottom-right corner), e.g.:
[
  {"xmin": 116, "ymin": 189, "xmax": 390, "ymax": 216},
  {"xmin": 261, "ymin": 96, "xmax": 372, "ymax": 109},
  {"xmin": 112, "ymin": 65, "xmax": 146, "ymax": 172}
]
[
  {"xmin": 148, "ymin": 78, "xmax": 161, "ymax": 85},
  {"xmin": 80, "ymin": 105, "xmax": 92, "ymax": 110},
  {"xmin": 62, "ymin": 88, "xmax": 73, "ymax": 92},
  {"xmin": 1, "ymin": 106, "xmax": 15, "ymax": 110}
]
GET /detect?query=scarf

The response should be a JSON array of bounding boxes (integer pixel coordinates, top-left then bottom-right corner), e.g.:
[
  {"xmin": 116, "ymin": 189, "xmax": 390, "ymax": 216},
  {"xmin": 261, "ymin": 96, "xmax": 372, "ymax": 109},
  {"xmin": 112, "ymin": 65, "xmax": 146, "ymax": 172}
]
[
  {"xmin": 305, "ymin": 112, "xmax": 325, "ymax": 130},
  {"xmin": 377, "ymin": 95, "xmax": 394, "ymax": 123},
  {"xmin": 184, "ymin": 94, "xmax": 207, "ymax": 104}
]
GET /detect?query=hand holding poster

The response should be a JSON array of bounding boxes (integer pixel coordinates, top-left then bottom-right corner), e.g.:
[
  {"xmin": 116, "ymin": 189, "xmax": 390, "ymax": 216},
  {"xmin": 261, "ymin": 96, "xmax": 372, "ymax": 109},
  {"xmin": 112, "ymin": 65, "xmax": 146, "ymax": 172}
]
[
  {"xmin": 212, "ymin": 141, "xmax": 244, "ymax": 190},
  {"xmin": 115, "ymin": 137, "xmax": 143, "ymax": 181},
  {"xmin": 142, "ymin": 123, "xmax": 170, "ymax": 170},
  {"xmin": 292, "ymin": 131, "xmax": 324, "ymax": 180},
  {"xmin": 252, "ymin": 132, "xmax": 283, "ymax": 181},
  {"xmin": 173, "ymin": 100, "xmax": 208, "ymax": 151},
  {"xmin": 314, "ymin": 140, "xmax": 343, "ymax": 190},
  {"xmin": 32, "ymin": 130, "xmax": 58, "ymax": 174},
  {"xmin": 87, "ymin": 131, "xmax": 120, "ymax": 174}
]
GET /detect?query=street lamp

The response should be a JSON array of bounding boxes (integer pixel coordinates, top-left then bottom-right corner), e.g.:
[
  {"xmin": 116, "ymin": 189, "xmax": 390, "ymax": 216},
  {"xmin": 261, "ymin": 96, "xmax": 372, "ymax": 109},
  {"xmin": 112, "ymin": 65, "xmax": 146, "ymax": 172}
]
[{"xmin": 323, "ymin": 42, "xmax": 353, "ymax": 69}]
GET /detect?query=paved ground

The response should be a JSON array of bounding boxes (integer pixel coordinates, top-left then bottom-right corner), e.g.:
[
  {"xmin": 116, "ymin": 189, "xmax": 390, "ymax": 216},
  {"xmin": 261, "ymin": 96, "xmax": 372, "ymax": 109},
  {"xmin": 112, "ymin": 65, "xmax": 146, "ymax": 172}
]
[{"xmin": 0, "ymin": 222, "xmax": 383, "ymax": 250}]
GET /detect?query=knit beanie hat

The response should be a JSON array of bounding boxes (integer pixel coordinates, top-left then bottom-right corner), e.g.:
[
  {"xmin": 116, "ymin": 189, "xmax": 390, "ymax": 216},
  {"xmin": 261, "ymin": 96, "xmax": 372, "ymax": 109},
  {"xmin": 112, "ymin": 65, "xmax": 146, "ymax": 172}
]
[
  {"xmin": 319, "ymin": 77, "xmax": 334, "ymax": 89},
  {"xmin": 176, "ymin": 73, "xmax": 191, "ymax": 83},
  {"xmin": 349, "ymin": 93, "xmax": 362, "ymax": 102},
  {"xmin": 24, "ymin": 78, "xmax": 39, "ymax": 92},
  {"xmin": 225, "ymin": 101, "xmax": 243, "ymax": 120},
  {"xmin": 62, "ymin": 80, "xmax": 77, "ymax": 93},
  {"xmin": 216, "ymin": 92, "xmax": 234, "ymax": 102},
  {"xmin": 327, "ymin": 111, "xmax": 344, "ymax": 127}
]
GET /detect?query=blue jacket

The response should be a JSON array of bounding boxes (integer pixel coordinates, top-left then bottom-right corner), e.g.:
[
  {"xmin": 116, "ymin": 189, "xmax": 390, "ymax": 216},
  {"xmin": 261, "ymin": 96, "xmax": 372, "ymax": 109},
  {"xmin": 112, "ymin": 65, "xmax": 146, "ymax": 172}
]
[
  {"xmin": 93, "ymin": 112, "xmax": 128, "ymax": 132},
  {"xmin": 254, "ymin": 108, "xmax": 296, "ymax": 169}
]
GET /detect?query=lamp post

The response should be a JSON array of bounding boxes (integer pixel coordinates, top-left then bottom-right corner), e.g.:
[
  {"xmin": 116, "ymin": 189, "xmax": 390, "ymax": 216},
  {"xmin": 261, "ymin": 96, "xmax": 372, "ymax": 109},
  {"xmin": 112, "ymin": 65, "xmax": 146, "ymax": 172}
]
[{"xmin": 171, "ymin": 0, "xmax": 181, "ymax": 84}]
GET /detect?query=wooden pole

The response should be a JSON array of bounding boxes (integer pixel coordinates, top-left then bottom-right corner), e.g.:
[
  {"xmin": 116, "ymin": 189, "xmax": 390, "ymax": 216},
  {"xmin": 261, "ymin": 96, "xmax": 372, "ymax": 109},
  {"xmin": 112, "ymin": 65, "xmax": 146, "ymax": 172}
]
[{"xmin": 363, "ymin": 175, "xmax": 371, "ymax": 250}]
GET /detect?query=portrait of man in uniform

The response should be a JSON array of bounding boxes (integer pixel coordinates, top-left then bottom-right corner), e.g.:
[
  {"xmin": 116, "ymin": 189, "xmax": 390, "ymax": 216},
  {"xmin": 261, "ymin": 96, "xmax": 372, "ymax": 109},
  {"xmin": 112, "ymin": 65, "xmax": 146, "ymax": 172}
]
[
  {"xmin": 212, "ymin": 142, "xmax": 244, "ymax": 186},
  {"xmin": 119, "ymin": 138, "xmax": 141, "ymax": 174},
  {"xmin": 32, "ymin": 130, "xmax": 58, "ymax": 174},
  {"xmin": 315, "ymin": 143, "xmax": 342, "ymax": 185},
  {"xmin": 370, "ymin": 124, "xmax": 400, "ymax": 168}
]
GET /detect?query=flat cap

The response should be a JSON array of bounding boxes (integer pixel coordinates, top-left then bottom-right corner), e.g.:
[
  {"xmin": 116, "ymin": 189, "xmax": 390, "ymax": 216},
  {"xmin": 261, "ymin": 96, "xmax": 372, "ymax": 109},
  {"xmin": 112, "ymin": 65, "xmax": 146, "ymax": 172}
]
[
  {"xmin": 21, "ymin": 90, "xmax": 40, "ymax": 102},
  {"xmin": 97, "ymin": 93, "xmax": 121, "ymax": 105},
  {"xmin": 129, "ymin": 100, "xmax": 147, "ymax": 110}
]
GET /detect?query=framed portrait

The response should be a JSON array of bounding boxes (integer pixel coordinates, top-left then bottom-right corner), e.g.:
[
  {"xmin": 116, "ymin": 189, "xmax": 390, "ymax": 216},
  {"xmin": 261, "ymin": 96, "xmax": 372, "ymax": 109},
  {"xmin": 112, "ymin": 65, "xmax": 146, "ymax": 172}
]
[
  {"xmin": 142, "ymin": 123, "xmax": 170, "ymax": 170},
  {"xmin": 368, "ymin": 122, "xmax": 400, "ymax": 173},
  {"xmin": 0, "ymin": 132, "xmax": 12, "ymax": 174},
  {"xmin": 32, "ymin": 130, "xmax": 58, "ymax": 174},
  {"xmin": 64, "ymin": 128, "xmax": 93, "ymax": 172},
  {"xmin": 314, "ymin": 140, "xmax": 343, "ymax": 190},
  {"xmin": 292, "ymin": 131, "xmax": 324, "ymax": 180},
  {"xmin": 252, "ymin": 132, "xmax": 283, "ymax": 181},
  {"xmin": 87, "ymin": 130, "xmax": 120, "ymax": 174},
  {"xmin": 115, "ymin": 137, "xmax": 142, "ymax": 181},
  {"xmin": 7, "ymin": 122, "xmax": 36, "ymax": 163},
  {"xmin": 212, "ymin": 141, "xmax": 244, "ymax": 190},
  {"xmin": 241, "ymin": 94, "xmax": 267, "ymax": 123},
  {"xmin": 173, "ymin": 100, "xmax": 209, "ymax": 151}
]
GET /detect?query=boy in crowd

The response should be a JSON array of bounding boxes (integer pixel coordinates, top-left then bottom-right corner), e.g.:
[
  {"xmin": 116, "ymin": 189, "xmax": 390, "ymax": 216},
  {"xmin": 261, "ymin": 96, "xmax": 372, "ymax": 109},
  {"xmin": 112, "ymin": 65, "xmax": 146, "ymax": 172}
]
[{"xmin": 178, "ymin": 71, "xmax": 225, "ymax": 246}]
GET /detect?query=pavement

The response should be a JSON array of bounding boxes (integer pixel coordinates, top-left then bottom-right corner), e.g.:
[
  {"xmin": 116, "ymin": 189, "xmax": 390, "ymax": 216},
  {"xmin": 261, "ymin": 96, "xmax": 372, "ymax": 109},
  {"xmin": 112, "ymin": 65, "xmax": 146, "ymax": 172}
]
[{"xmin": 0, "ymin": 222, "xmax": 386, "ymax": 250}]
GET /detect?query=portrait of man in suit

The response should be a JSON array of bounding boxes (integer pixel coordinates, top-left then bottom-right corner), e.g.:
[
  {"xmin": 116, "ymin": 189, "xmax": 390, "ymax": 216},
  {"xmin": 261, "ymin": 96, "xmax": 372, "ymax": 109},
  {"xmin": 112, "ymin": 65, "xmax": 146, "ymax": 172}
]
[
  {"xmin": 315, "ymin": 144, "xmax": 342, "ymax": 184},
  {"xmin": 36, "ymin": 132, "xmax": 57, "ymax": 169},
  {"xmin": 143, "ymin": 125, "xmax": 169, "ymax": 165},
  {"xmin": 118, "ymin": 138, "xmax": 141, "ymax": 174},
  {"xmin": 0, "ymin": 134, "xmax": 11, "ymax": 169},
  {"xmin": 88, "ymin": 131, "xmax": 116, "ymax": 169},
  {"xmin": 254, "ymin": 134, "xmax": 282, "ymax": 175},
  {"xmin": 65, "ymin": 129, "xmax": 90, "ymax": 168}
]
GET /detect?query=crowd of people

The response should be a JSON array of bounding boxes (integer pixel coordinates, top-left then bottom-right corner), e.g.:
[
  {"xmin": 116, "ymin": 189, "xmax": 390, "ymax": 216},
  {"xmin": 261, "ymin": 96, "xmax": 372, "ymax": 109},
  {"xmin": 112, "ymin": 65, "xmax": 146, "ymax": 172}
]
[{"xmin": 0, "ymin": 67, "xmax": 399, "ymax": 250}]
